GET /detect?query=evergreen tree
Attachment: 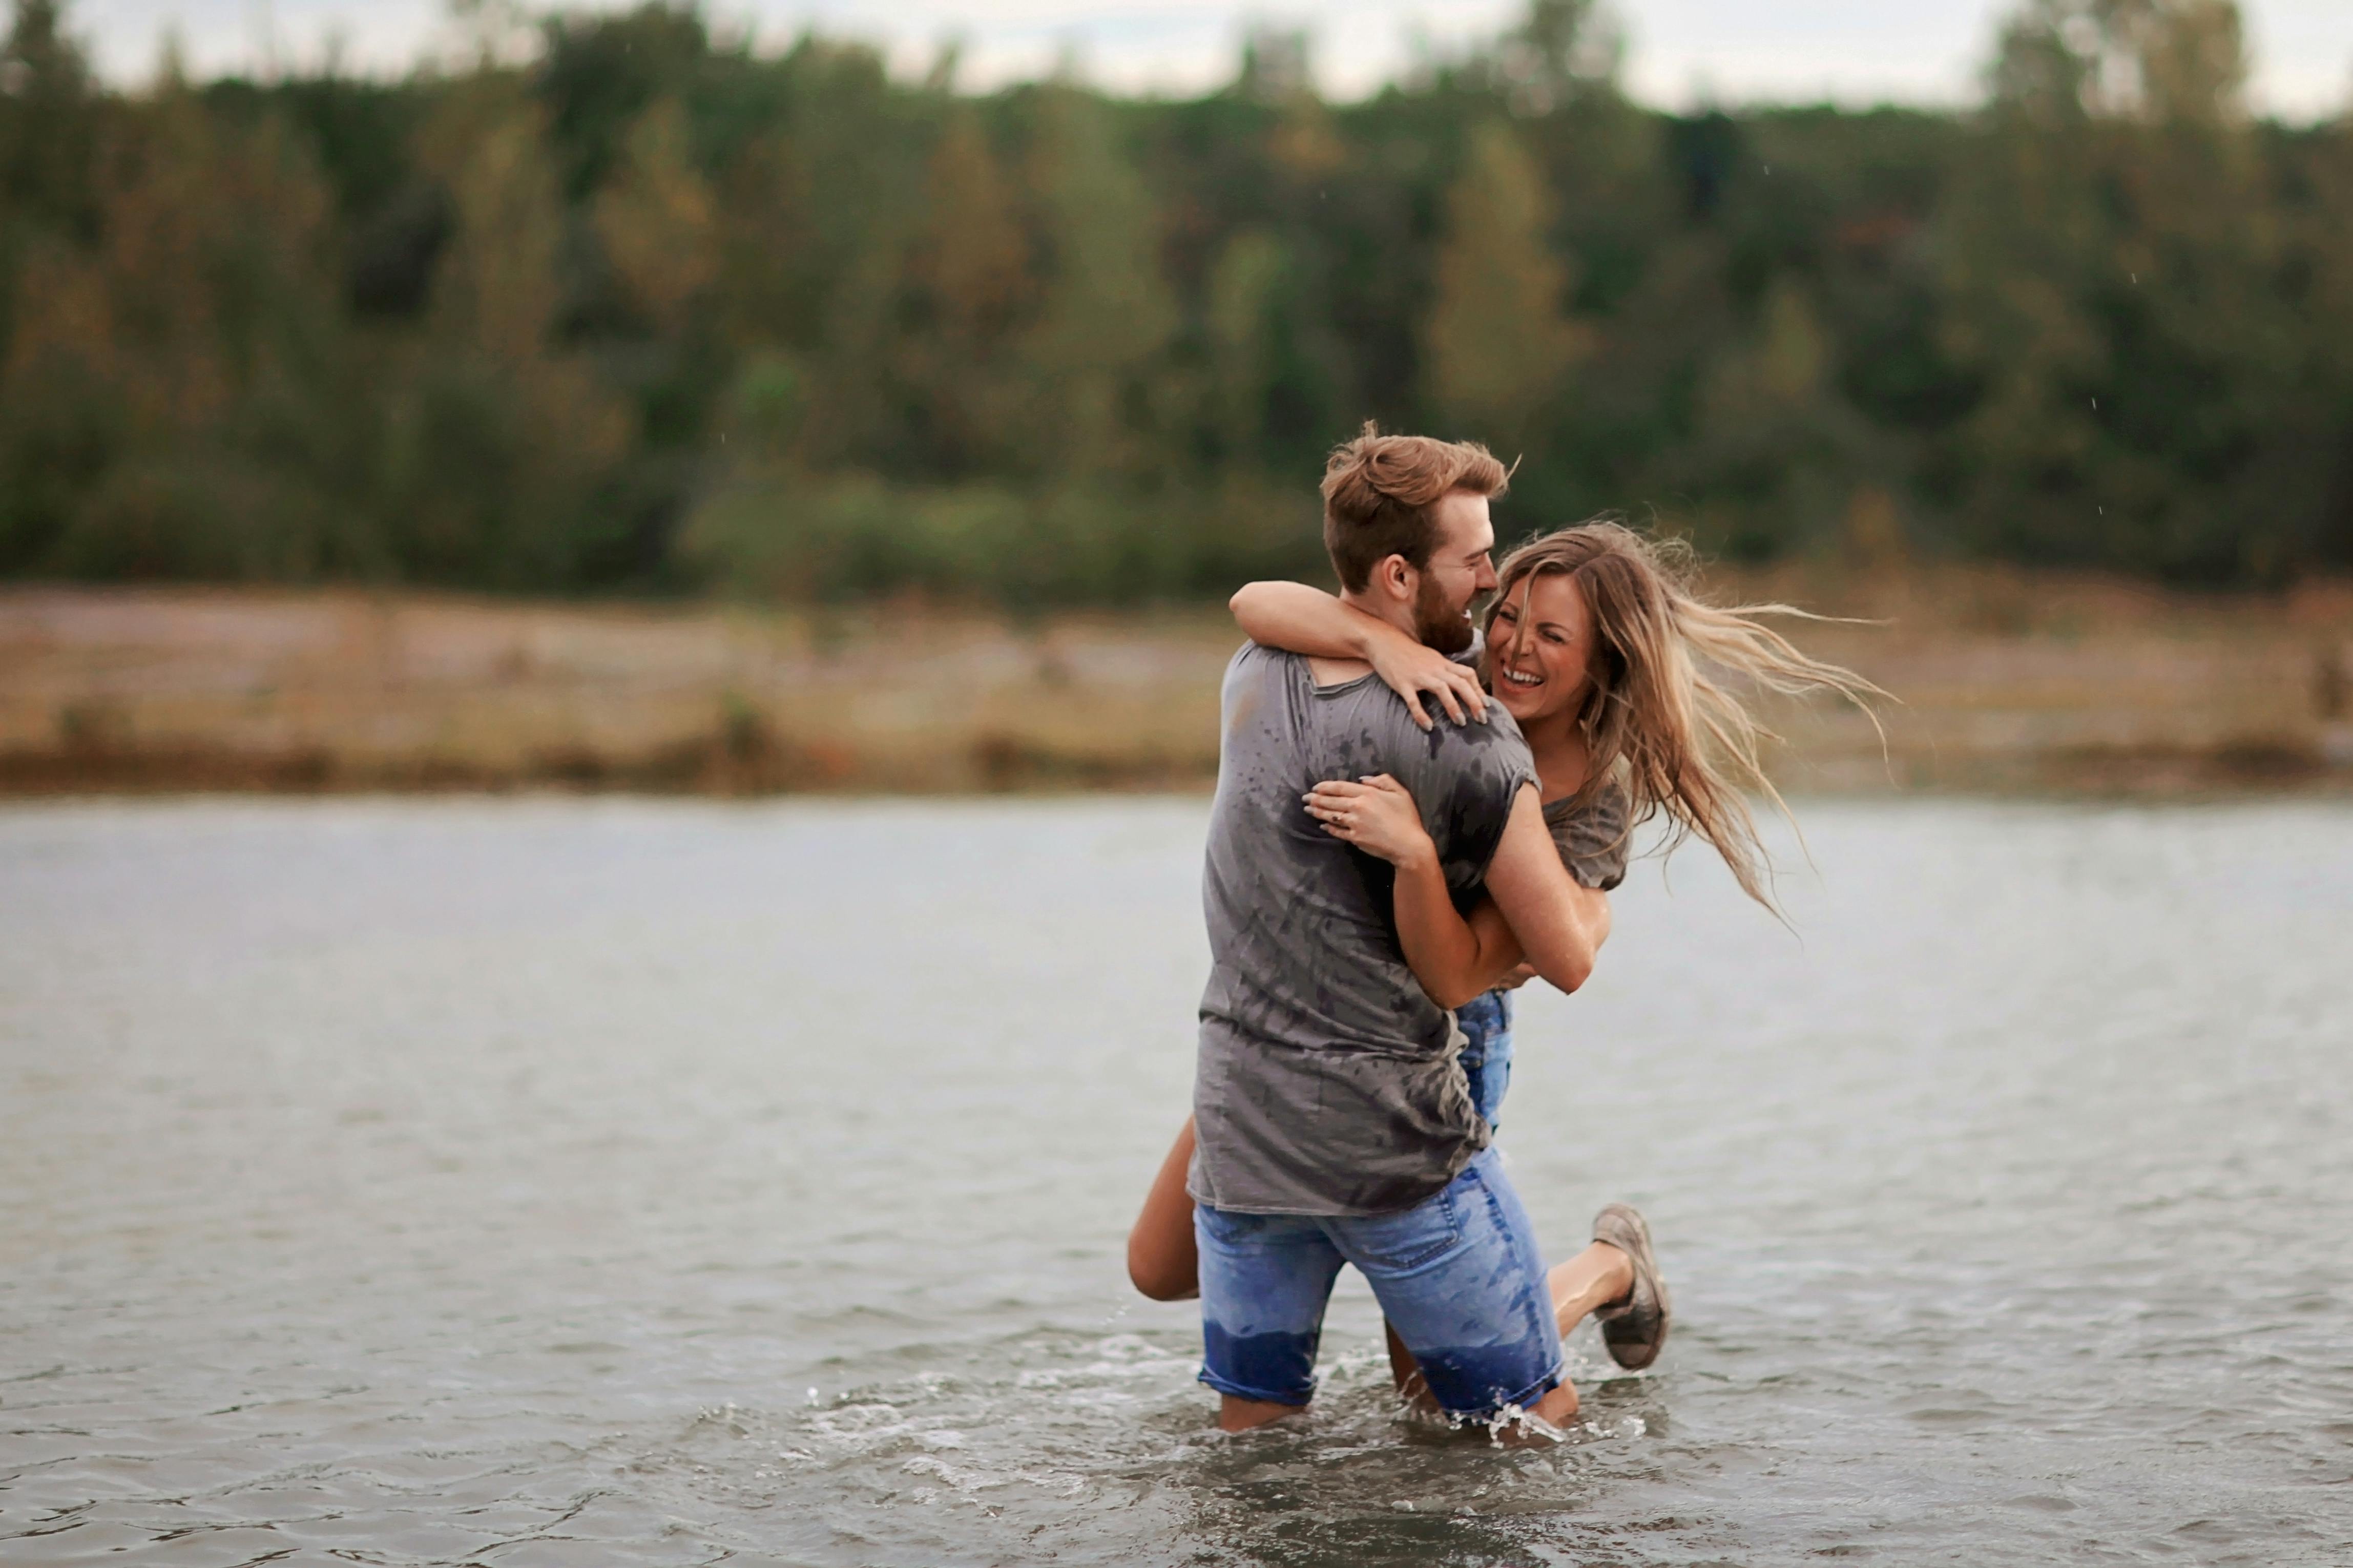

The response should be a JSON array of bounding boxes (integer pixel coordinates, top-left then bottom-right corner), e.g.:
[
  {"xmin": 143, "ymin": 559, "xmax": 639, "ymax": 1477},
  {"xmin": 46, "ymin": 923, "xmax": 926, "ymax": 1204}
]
[
  {"xmin": 1424, "ymin": 120, "xmax": 1584, "ymax": 447},
  {"xmin": 594, "ymin": 97, "xmax": 716, "ymax": 331},
  {"xmin": 893, "ymin": 109, "xmax": 1030, "ymax": 476},
  {"xmin": 1015, "ymin": 87, "xmax": 1177, "ymax": 482},
  {"xmin": 1204, "ymin": 228, "xmax": 1286, "ymax": 464},
  {"xmin": 0, "ymin": 65, "xmax": 353, "ymax": 578},
  {"xmin": 0, "ymin": 0, "xmax": 2347, "ymax": 597},
  {"xmin": 395, "ymin": 79, "xmax": 628, "ymax": 585}
]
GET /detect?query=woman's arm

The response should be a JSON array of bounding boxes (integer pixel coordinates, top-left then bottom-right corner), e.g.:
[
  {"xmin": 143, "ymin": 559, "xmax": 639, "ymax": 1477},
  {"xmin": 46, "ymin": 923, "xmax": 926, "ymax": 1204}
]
[
  {"xmin": 1481, "ymin": 786, "xmax": 1614, "ymax": 996},
  {"xmin": 1305, "ymin": 775, "xmax": 1608, "ymax": 1008},
  {"xmin": 1231, "ymin": 581, "xmax": 1486, "ymax": 730}
]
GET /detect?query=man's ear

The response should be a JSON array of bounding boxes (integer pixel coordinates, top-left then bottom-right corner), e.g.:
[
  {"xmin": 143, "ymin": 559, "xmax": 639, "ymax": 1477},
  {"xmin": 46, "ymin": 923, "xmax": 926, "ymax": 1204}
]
[{"xmin": 1372, "ymin": 553, "xmax": 1415, "ymax": 604}]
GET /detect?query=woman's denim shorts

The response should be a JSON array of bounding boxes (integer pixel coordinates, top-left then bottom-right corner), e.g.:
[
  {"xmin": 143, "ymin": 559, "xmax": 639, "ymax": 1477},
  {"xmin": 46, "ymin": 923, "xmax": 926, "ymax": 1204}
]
[
  {"xmin": 1454, "ymin": 989, "xmax": 1514, "ymax": 1131},
  {"xmin": 1193, "ymin": 1146, "xmax": 1563, "ymax": 1418}
]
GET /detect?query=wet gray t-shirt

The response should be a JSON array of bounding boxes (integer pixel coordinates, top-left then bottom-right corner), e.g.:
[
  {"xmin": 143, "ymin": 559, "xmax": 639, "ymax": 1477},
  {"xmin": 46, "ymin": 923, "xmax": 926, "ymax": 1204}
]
[
  {"xmin": 1186, "ymin": 643, "xmax": 1539, "ymax": 1217},
  {"xmin": 1545, "ymin": 779, "xmax": 1631, "ymax": 891}
]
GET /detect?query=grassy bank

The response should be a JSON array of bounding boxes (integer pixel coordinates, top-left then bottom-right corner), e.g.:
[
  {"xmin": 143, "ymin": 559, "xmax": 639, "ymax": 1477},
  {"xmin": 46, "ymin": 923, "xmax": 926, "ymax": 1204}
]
[{"xmin": 3, "ymin": 570, "xmax": 2349, "ymax": 799}]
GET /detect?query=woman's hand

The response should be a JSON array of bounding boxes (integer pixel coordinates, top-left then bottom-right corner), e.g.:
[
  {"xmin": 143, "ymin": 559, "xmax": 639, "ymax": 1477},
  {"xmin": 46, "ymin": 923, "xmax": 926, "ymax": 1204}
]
[
  {"xmin": 1365, "ymin": 638, "xmax": 1487, "ymax": 731},
  {"xmin": 1304, "ymin": 775, "xmax": 1439, "ymax": 871}
]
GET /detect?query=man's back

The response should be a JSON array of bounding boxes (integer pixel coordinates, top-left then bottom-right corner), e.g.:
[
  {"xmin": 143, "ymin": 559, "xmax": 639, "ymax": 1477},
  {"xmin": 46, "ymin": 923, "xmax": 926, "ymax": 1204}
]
[{"xmin": 1188, "ymin": 643, "xmax": 1535, "ymax": 1217}]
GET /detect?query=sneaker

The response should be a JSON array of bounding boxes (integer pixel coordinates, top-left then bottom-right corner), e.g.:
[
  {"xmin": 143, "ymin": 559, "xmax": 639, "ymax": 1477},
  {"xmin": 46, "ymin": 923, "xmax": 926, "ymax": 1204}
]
[{"xmin": 1591, "ymin": 1203, "xmax": 1670, "ymax": 1370}]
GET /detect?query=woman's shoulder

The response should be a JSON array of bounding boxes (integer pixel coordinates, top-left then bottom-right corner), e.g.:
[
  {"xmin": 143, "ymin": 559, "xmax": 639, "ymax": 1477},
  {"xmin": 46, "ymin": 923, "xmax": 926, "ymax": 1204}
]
[{"xmin": 1542, "ymin": 773, "xmax": 1632, "ymax": 890}]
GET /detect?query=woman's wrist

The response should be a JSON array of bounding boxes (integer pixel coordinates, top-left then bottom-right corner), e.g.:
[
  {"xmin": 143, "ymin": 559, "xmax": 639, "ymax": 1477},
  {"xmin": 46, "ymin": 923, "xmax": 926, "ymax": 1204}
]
[
  {"xmin": 1394, "ymin": 839, "xmax": 1443, "ymax": 880},
  {"xmin": 1344, "ymin": 600, "xmax": 1406, "ymax": 661}
]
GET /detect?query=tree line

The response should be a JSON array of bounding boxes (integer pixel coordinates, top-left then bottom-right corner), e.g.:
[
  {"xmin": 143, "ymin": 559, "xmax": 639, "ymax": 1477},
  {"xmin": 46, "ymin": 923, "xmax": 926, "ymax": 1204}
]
[{"xmin": 0, "ymin": 0, "xmax": 2347, "ymax": 602}]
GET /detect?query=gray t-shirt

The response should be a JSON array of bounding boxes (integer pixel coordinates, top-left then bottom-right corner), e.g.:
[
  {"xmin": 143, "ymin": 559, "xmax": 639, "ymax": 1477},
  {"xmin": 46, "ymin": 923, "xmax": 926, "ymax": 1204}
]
[
  {"xmin": 1544, "ymin": 778, "xmax": 1631, "ymax": 891},
  {"xmin": 1186, "ymin": 643, "xmax": 1539, "ymax": 1217}
]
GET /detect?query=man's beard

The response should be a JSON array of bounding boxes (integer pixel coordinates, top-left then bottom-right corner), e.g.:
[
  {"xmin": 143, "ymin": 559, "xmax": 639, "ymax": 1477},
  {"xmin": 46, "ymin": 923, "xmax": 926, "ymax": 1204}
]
[{"xmin": 1412, "ymin": 573, "xmax": 1476, "ymax": 655}]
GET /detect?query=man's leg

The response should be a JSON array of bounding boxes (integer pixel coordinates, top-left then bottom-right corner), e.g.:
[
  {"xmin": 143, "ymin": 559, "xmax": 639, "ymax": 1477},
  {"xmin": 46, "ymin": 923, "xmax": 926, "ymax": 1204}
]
[
  {"xmin": 1337, "ymin": 1149, "xmax": 1579, "ymax": 1430},
  {"xmin": 1194, "ymin": 1204, "xmax": 1345, "ymax": 1432},
  {"xmin": 1384, "ymin": 1242, "xmax": 1635, "ymax": 1415},
  {"xmin": 1218, "ymin": 1393, "xmax": 1302, "ymax": 1433}
]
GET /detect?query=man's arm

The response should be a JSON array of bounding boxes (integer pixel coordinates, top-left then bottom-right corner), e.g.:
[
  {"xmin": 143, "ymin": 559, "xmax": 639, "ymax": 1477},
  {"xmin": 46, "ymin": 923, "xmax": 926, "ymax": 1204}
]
[{"xmin": 1482, "ymin": 783, "xmax": 1613, "ymax": 996}]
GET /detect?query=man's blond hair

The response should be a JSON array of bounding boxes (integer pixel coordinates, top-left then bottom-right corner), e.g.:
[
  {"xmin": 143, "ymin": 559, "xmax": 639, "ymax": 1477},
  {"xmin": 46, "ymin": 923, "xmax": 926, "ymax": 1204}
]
[{"xmin": 1320, "ymin": 423, "xmax": 1510, "ymax": 592}]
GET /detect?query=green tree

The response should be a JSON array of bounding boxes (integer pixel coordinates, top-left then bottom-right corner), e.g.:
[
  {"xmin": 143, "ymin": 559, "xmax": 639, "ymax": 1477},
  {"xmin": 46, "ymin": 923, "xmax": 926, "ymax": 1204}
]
[
  {"xmin": 0, "ymin": 0, "xmax": 96, "ymax": 242},
  {"xmin": 0, "ymin": 66, "xmax": 358, "ymax": 578},
  {"xmin": 392, "ymin": 79, "xmax": 629, "ymax": 584},
  {"xmin": 1938, "ymin": 0, "xmax": 2320, "ymax": 579},
  {"xmin": 891, "ymin": 108, "xmax": 1031, "ymax": 475},
  {"xmin": 1203, "ymin": 228, "xmax": 1287, "ymax": 463},
  {"xmin": 1014, "ymin": 87, "xmax": 1177, "ymax": 481},
  {"xmin": 595, "ymin": 96, "xmax": 716, "ymax": 331},
  {"xmin": 1424, "ymin": 120, "xmax": 1585, "ymax": 446}
]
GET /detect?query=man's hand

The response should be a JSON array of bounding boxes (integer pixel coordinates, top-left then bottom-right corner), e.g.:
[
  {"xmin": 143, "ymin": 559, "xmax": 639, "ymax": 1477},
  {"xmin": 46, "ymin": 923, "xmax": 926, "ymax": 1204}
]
[{"xmin": 1364, "ymin": 637, "xmax": 1487, "ymax": 731}]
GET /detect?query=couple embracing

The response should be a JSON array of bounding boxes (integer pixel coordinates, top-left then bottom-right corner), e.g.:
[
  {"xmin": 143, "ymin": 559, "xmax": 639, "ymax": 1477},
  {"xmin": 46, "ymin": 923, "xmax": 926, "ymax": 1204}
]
[{"xmin": 1124, "ymin": 426, "xmax": 1876, "ymax": 1435}]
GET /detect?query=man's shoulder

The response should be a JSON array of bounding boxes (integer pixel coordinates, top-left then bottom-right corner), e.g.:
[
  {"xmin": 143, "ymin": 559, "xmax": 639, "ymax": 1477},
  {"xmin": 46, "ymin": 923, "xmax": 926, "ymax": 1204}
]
[
  {"xmin": 1226, "ymin": 640, "xmax": 1306, "ymax": 679},
  {"xmin": 1363, "ymin": 684, "xmax": 1532, "ymax": 784},
  {"xmin": 1423, "ymin": 697, "xmax": 1531, "ymax": 761}
]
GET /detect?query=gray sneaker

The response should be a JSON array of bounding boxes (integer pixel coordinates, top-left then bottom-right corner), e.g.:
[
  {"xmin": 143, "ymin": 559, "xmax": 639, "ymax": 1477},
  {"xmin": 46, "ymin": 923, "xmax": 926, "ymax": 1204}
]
[{"xmin": 1591, "ymin": 1204, "xmax": 1671, "ymax": 1370}]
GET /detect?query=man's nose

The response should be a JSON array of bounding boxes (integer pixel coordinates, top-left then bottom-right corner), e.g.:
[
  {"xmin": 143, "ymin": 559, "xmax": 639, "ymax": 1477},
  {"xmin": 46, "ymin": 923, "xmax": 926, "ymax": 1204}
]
[{"xmin": 1473, "ymin": 556, "xmax": 1498, "ymax": 591}]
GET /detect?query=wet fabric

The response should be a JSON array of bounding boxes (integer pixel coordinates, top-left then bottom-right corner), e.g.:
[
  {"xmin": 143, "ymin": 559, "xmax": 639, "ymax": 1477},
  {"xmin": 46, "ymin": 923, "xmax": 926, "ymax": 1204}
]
[
  {"xmin": 1188, "ymin": 643, "xmax": 1537, "ymax": 1218},
  {"xmin": 1193, "ymin": 1147, "xmax": 1564, "ymax": 1417},
  {"xmin": 1445, "ymin": 782, "xmax": 1622, "ymax": 1135},
  {"xmin": 1543, "ymin": 777, "xmax": 1632, "ymax": 891},
  {"xmin": 1453, "ymin": 990, "xmax": 1514, "ymax": 1131}
]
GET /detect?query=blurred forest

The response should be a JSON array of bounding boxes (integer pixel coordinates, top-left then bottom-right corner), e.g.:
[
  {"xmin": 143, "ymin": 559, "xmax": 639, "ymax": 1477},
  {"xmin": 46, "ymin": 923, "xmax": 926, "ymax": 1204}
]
[{"xmin": 0, "ymin": 0, "xmax": 2348, "ymax": 605}]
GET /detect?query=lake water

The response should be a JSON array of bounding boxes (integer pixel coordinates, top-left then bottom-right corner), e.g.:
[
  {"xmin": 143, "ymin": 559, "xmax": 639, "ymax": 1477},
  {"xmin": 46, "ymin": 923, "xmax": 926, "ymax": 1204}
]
[{"xmin": 2, "ymin": 797, "xmax": 2348, "ymax": 1566}]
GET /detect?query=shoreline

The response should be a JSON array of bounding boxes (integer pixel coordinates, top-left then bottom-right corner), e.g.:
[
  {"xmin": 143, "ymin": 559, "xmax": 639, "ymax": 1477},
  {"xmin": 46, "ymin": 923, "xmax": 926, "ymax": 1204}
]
[{"xmin": 4, "ymin": 575, "xmax": 2349, "ymax": 801}]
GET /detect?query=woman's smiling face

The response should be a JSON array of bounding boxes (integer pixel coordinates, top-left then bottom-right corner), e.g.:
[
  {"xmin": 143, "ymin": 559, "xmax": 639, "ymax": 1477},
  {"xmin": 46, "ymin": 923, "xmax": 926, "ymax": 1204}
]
[{"xmin": 1488, "ymin": 570, "xmax": 1596, "ymax": 728}]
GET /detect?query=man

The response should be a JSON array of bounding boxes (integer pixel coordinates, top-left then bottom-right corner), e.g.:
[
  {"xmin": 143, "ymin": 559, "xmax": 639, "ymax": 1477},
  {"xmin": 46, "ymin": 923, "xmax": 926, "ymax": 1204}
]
[{"xmin": 1186, "ymin": 425, "xmax": 1667, "ymax": 1433}]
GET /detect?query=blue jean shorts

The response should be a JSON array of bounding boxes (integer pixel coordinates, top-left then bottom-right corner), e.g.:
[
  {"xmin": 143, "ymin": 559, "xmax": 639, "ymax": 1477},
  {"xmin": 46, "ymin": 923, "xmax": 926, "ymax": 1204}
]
[
  {"xmin": 1194, "ymin": 1146, "xmax": 1563, "ymax": 1418},
  {"xmin": 1454, "ymin": 989, "xmax": 1514, "ymax": 1131}
]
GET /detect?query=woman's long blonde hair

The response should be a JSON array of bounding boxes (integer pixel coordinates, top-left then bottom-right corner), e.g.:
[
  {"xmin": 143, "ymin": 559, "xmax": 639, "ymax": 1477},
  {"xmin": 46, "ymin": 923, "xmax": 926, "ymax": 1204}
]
[{"xmin": 1484, "ymin": 519, "xmax": 1885, "ymax": 911}]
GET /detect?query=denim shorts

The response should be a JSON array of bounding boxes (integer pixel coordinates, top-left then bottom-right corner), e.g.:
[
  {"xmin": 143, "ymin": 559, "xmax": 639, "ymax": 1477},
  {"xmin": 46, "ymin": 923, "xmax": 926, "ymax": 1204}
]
[
  {"xmin": 1194, "ymin": 1146, "xmax": 1563, "ymax": 1418},
  {"xmin": 1454, "ymin": 989, "xmax": 1514, "ymax": 1131}
]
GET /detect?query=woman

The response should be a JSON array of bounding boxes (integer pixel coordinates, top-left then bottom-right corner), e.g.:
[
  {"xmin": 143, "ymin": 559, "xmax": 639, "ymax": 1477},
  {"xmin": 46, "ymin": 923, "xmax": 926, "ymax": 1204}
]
[{"xmin": 1128, "ymin": 519, "xmax": 1881, "ymax": 1373}]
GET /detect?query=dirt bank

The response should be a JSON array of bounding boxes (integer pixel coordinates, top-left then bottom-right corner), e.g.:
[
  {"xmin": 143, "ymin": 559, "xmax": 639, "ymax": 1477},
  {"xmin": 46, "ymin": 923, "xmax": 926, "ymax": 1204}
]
[{"xmin": 3, "ymin": 570, "xmax": 2348, "ymax": 798}]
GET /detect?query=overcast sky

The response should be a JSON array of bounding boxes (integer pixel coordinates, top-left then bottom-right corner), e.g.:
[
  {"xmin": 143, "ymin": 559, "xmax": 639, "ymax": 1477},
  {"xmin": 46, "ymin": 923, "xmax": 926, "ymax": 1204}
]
[{"xmin": 67, "ymin": 0, "xmax": 2353, "ymax": 120}]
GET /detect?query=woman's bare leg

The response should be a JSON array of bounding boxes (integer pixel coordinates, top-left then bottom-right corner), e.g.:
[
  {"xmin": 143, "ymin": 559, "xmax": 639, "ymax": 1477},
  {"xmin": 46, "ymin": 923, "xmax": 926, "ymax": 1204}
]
[
  {"xmin": 1127, "ymin": 1118, "xmax": 1201, "ymax": 1301},
  {"xmin": 1549, "ymin": 1241, "xmax": 1634, "ymax": 1340}
]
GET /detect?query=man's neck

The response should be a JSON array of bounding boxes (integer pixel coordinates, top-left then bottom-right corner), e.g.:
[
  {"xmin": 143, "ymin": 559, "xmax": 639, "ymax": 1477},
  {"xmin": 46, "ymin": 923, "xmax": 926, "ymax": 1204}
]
[{"xmin": 1336, "ymin": 590, "xmax": 1421, "ymax": 644}]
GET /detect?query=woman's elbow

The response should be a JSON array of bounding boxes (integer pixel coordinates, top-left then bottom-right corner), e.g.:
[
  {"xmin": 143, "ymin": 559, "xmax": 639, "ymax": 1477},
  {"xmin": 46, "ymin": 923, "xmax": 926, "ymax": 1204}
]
[
  {"xmin": 1537, "ymin": 944, "xmax": 1596, "ymax": 995},
  {"xmin": 1426, "ymin": 965, "xmax": 1495, "ymax": 1010}
]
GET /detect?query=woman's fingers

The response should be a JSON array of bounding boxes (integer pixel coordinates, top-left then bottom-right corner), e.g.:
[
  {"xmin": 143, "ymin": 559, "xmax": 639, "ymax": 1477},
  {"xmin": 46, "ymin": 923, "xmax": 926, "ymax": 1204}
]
[{"xmin": 1442, "ymin": 666, "xmax": 1484, "ymax": 722}]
